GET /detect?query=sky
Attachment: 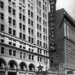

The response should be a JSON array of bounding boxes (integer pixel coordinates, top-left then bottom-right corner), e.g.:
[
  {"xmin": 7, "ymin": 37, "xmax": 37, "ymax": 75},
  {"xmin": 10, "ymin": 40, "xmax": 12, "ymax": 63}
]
[{"xmin": 56, "ymin": 0, "xmax": 75, "ymax": 20}]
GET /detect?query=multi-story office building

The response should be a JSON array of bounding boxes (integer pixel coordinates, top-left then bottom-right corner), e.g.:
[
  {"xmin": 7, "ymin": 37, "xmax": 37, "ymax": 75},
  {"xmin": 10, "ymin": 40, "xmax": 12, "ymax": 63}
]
[
  {"xmin": 0, "ymin": 0, "xmax": 49, "ymax": 75},
  {"xmin": 50, "ymin": 8, "xmax": 75, "ymax": 75}
]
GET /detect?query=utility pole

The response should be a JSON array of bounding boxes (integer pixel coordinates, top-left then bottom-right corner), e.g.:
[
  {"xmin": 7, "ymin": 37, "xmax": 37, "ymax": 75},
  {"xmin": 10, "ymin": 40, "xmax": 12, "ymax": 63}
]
[{"xmin": 48, "ymin": 0, "xmax": 57, "ymax": 70}]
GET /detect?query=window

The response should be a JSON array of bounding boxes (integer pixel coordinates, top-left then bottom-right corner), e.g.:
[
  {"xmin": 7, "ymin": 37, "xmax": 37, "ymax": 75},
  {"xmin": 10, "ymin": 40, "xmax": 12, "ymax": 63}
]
[
  {"xmin": 28, "ymin": 36, "xmax": 31, "ymax": 42},
  {"xmin": 13, "ymin": 29, "xmax": 16, "ymax": 36},
  {"xmin": 37, "ymin": 40, "xmax": 39, "ymax": 45},
  {"xmin": 12, "ymin": 43, "xmax": 15, "ymax": 48},
  {"xmin": 39, "ymin": 1, "xmax": 41, "ymax": 7},
  {"xmin": 13, "ymin": 50, "xmax": 16, "ymax": 56},
  {"xmin": 9, "ymin": 42, "xmax": 12, "ymax": 45},
  {"xmin": 0, "ymin": 1, "xmax": 4, "ymax": 9},
  {"xmin": 1, "ymin": 47, "xmax": 4, "ymax": 54},
  {"xmin": 31, "ymin": 21, "xmax": 33, "ymax": 26},
  {"xmin": 31, "ymin": 12, "xmax": 33, "ymax": 18},
  {"xmin": 20, "ymin": 52, "xmax": 22, "ymax": 58},
  {"xmin": 8, "ymin": 17, "xmax": 12, "ymax": 24},
  {"xmin": 23, "ymin": 0, "xmax": 25, "ymax": 4},
  {"xmin": 23, "ymin": 9, "xmax": 25, "ymax": 14},
  {"xmin": 0, "ymin": 13, "xmax": 4, "ymax": 20},
  {"xmin": 0, "ymin": 24, "xmax": 4, "ymax": 31},
  {"xmin": 37, "ymin": 57, "xmax": 39, "ymax": 61},
  {"xmin": 8, "ymin": 6, "xmax": 12, "ymax": 13},
  {"xmin": 1, "ymin": 39, "xmax": 4, "ymax": 43},
  {"xmin": 23, "ymin": 34, "xmax": 25, "ymax": 40},
  {"xmin": 32, "ymin": 38, "xmax": 33, "ymax": 43},
  {"xmin": 32, "ymin": 55, "xmax": 34, "ymax": 60},
  {"xmin": 19, "ymin": 23, "xmax": 22, "ymax": 29},
  {"xmin": 28, "ymin": 19, "xmax": 30, "ymax": 24},
  {"xmin": 23, "ymin": 53, "xmax": 25, "ymax": 58},
  {"xmin": 19, "ymin": 45, "xmax": 22, "ymax": 48},
  {"xmin": 12, "ymin": 2, "xmax": 16, "ymax": 7},
  {"xmin": 19, "ymin": 32, "xmax": 22, "ymax": 38},
  {"xmin": 29, "ymin": 54, "xmax": 31, "ymax": 60},
  {"xmin": 9, "ymin": 49, "xmax": 12, "ymax": 56},
  {"xmin": 13, "ymin": 19, "xmax": 16, "ymax": 26},
  {"xmin": 19, "ymin": 6, "xmax": 22, "ymax": 11},
  {"xmin": 13, "ymin": 9, "xmax": 16, "ymax": 16},
  {"xmin": 28, "ymin": 10, "xmax": 30, "ymax": 16},
  {"xmin": 23, "ymin": 15, "xmax": 25, "ymax": 22},
  {"xmin": 23, "ymin": 25, "xmax": 25, "ymax": 31},
  {"xmin": 8, "ymin": 0, "xmax": 11, "ymax": 2},
  {"xmin": 9, "ymin": 28, "xmax": 12, "ymax": 34},
  {"xmin": 28, "ymin": 28, "xmax": 30, "ymax": 34},
  {"xmin": 19, "ymin": 13, "xmax": 22, "ymax": 20},
  {"xmin": 31, "ymin": 29, "xmax": 33, "ymax": 35}
]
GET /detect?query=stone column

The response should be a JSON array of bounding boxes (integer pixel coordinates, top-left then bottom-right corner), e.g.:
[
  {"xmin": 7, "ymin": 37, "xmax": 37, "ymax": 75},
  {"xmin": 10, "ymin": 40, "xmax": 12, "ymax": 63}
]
[
  {"xmin": 5, "ymin": 66, "xmax": 8, "ymax": 75},
  {"xmin": 16, "ymin": 67, "xmax": 20, "ymax": 75}
]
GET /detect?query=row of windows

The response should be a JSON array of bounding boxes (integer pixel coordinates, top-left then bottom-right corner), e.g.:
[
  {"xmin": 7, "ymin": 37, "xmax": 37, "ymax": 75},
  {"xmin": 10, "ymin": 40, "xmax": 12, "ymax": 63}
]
[
  {"xmin": 64, "ymin": 20, "xmax": 75, "ymax": 42},
  {"xmin": 0, "ymin": 35, "xmax": 48, "ymax": 56},
  {"xmin": 0, "ymin": 46, "xmax": 48, "ymax": 63},
  {"xmin": 0, "ymin": 46, "xmax": 34, "ymax": 60}
]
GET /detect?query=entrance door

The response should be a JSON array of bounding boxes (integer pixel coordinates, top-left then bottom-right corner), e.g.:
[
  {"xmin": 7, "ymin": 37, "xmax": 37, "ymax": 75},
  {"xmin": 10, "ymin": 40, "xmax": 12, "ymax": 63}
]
[{"xmin": 8, "ymin": 72, "xmax": 16, "ymax": 75}]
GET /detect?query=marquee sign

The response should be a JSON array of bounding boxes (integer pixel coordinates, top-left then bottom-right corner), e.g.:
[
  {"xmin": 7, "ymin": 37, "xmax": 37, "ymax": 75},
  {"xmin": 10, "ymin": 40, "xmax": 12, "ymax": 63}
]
[{"xmin": 49, "ymin": 0, "xmax": 56, "ymax": 52}]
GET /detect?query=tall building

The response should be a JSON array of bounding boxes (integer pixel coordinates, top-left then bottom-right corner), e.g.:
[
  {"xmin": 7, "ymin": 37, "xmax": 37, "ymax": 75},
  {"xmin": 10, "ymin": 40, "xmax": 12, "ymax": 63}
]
[
  {"xmin": 0, "ymin": 0, "xmax": 49, "ymax": 75},
  {"xmin": 50, "ymin": 8, "xmax": 75, "ymax": 75}
]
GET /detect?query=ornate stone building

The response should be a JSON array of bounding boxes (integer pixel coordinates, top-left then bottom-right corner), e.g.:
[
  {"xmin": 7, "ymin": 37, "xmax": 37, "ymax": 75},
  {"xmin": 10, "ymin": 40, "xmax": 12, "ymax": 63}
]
[{"xmin": 0, "ymin": 0, "xmax": 49, "ymax": 75}]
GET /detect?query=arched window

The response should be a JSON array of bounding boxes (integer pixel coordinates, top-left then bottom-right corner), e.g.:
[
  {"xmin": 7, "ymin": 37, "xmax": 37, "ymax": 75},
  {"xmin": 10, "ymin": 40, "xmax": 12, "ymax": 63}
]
[
  {"xmin": 0, "ymin": 58, "xmax": 6, "ymax": 68},
  {"xmin": 19, "ymin": 62, "xmax": 27, "ymax": 70},
  {"xmin": 29, "ymin": 63, "xmax": 35, "ymax": 71},
  {"xmin": 8, "ymin": 60, "xmax": 18, "ymax": 69}
]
